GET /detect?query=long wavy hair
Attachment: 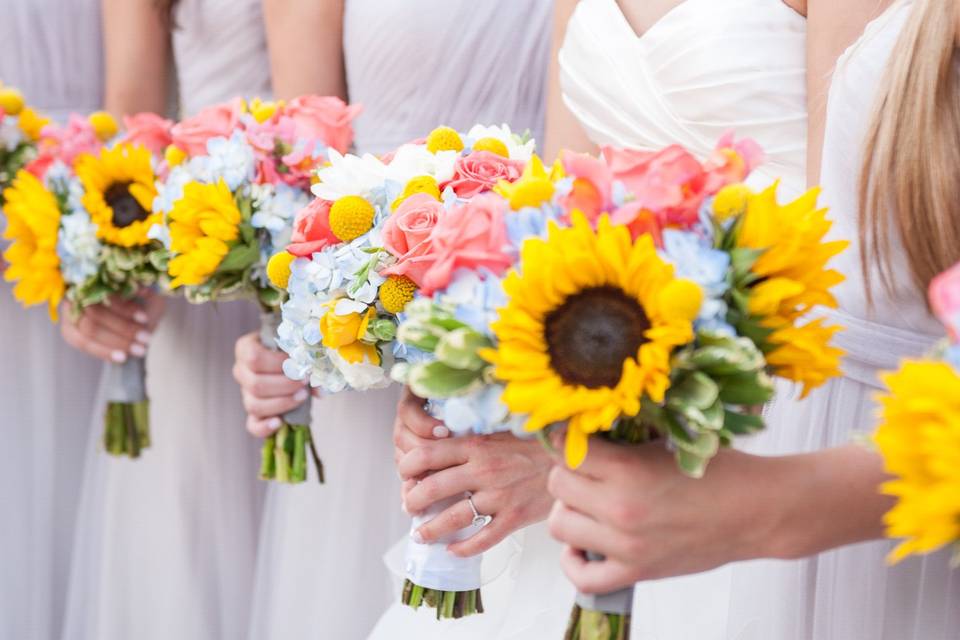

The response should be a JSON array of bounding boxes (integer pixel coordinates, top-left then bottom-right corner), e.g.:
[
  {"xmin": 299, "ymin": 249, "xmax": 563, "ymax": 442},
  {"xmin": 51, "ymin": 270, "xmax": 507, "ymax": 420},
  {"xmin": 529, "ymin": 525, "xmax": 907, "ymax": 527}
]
[{"xmin": 859, "ymin": 0, "xmax": 960, "ymax": 302}]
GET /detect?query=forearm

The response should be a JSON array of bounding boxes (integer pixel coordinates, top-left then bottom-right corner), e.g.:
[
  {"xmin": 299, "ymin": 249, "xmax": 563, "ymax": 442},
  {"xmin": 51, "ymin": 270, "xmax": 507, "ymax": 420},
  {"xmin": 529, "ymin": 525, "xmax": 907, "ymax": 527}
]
[
  {"xmin": 262, "ymin": 0, "xmax": 346, "ymax": 100},
  {"xmin": 101, "ymin": 0, "xmax": 170, "ymax": 116},
  {"xmin": 761, "ymin": 444, "xmax": 893, "ymax": 560}
]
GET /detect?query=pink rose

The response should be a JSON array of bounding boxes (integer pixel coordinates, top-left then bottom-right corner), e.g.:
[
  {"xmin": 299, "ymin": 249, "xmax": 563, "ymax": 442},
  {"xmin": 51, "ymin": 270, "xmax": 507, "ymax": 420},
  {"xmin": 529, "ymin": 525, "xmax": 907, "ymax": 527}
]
[
  {"xmin": 386, "ymin": 193, "xmax": 511, "ymax": 295},
  {"xmin": 121, "ymin": 112, "xmax": 174, "ymax": 154},
  {"xmin": 287, "ymin": 198, "xmax": 339, "ymax": 257},
  {"xmin": 170, "ymin": 98, "xmax": 244, "ymax": 155},
  {"xmin": 380, "ymin": 194, "xmax": 444, "ymax": 285},
  {"xmin": 441, "ymin": 151, "xmax": 524, "ymax": 199},
  {"xmin": 29, "ymin": 115, "xmax": 102, "ymax": 174},
  {"xmin": 930, "ymin": 262, "xmax": 960, "ymax": 341},
  {"xmin": 283, "ymin": 96, "xmax": 362, "ymax": 155},
  {"xmin": 603, "ymin": 145, "xmax": 708, "ymax": 228}
]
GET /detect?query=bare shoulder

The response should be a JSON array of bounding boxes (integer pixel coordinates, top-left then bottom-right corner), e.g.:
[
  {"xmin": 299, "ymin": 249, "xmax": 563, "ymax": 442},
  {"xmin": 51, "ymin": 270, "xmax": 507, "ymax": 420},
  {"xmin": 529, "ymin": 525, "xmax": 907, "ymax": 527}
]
[{"xmin": 782, "ymin": 0, "xmax": 807, "ymax": 18}]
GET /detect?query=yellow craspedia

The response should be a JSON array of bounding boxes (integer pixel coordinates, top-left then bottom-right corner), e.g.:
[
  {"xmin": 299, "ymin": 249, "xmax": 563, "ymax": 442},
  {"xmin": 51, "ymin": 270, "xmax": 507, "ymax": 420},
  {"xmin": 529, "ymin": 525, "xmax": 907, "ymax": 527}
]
[
  {"xmin": 16, "ymin": 107, "xmax": 49, "ymax": 141},
  {"xmin": 0, "ymin": 87, "xmax": 25, "ymax": 115},
  {"xmin": 391, "ymin": 175, "xmax": 441, "ymax": 210},
  {"xmin": 266, "ymin": 251, "xmax": 296, "ymax": 290},
  {"xmin": 426, "ymin": 126, "xmax": 464, "ymax": 154},
  {"xmin": 472, "ymin": 137, "xmax": 509, "ymax": 158},
  {"xmin": 379, "ymin": 275, "xmax": 417, "ymax": 314},
  {"xmin": 329, "ymin": 195, "xmax": 375, "ymax": 242},
  {"xmin": 712, "ymin": 183, "xmax": 752, "ymax": 222},
  {"xmin": 165, "ymin": 145, "xmax": 187, "ymax": 167},
  {"xmin": 88, "ymin": 111, "xmax": 119, "ymax": 141}
]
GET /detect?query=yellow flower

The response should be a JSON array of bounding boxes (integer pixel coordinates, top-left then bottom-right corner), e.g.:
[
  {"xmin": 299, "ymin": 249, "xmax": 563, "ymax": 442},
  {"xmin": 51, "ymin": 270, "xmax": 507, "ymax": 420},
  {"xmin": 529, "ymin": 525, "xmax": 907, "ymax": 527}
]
[
  {"xmin": 167, "ymin": 179, "xmax": 241, "ymax": 288},
  {"xmin": 266, "ymin": 251, "xmax": 296, "ymax": 290},
  {"xmin": 379, "ymin": 275, "xmax": 417, "ymax": 314},
  {"xmin": 712, "ymin": 183, "xmax": 751, "ymax": 222},
  {"xmin": 494, "ymin": 155, "xmax": 565, "ymax": 210},
  {"xmin": 328, "ymin": 195, "xmax": 375, "ymax": 241},
  {"xmin": 764, "ymin": 319, "xmax": 844, "ymax": 397},
  {"xmin": 738, "ymin": 184, "xmax": 848, "ymax": 326},
  {"xmin": 1, "ymin": 170, "xmax": 65, "ymax": 321},
  {"xmin": 320, "ymin": 304, "xmax": 380, "ymax": 364},
  {"xmin": 875, "ymin": 360, "xmax": 960, "ymax": 562},
  {"xmin": 425, "ymin": 126, "xmax": 464, "ymax": 154},
  {"xmin": 484, "ymin": 212, "xmax": 701, "ymax": 468},
  {"xmin": 391, "ymin": 176, "xmax": 441, "ymax": 210},
  {"xmin": 472, "ymin": 137, "xmax": 509, "ymax": 158},
  {"xmin": 76, "ymin": 143, "xmax": 160, "ymax": 247},
  {"xmin": 164, "ymin": 145, "xmax": 187, "ymax": 167},
  {"xmin": 0, "ymin": 86, "xmax": 25, "ymax": 115},
  {"xmin": 17, "ymin": 107, "xmax": 50, "ymax": 141},
  {"xmin": 248, "ymin": 98, "xmax": 283, "ymax": 123},
  {"xmin": 88, "ymin": 111, "xmax": 119, "ymax": 141}
]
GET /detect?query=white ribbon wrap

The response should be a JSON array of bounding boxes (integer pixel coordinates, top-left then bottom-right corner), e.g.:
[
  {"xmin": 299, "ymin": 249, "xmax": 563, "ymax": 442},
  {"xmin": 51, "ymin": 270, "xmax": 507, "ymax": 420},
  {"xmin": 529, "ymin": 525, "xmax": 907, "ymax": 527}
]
[
  {"xmin": 260, "ymin": 311, "xmax": 311, "ymax": 425},
  {"xmin": 104, "ymin": 357, "xmax": 147, "ymax": 403},
  {"xmin": 403, "ymin": 493, "xmax": 485, "ymax": 591}
]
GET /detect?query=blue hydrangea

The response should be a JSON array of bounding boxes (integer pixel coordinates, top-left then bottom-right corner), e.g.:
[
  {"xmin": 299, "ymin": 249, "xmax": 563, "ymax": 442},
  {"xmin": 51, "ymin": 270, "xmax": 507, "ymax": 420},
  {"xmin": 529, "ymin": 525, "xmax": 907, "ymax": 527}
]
[
  {"xmin": 250, "ymin": 182, "xmax": 310, "ymax": 251},
  {"xmin": 432, "ymin": 268, "xmax": 506, "ymax": 337},
  {"xmin": 0, "ymin": 116, "xmax": 24, "ymax": 151},
  {"xmin": 57, "ymin": 209, "xmax": 102, "ymax": 285},
  {"xmin": 430, "ymin": 384, "xmax": 523, "ymax": 436},
  {"xmin": 190, "ymin": 132, "xmax": 256, "ymax": 191},
  {"xmin": 660, "ymin": 229, "xmax": 735, "ymax": 336},
  {"xmin": 505, "ymin": 203, "xmax": 561, "ymax": 252}
]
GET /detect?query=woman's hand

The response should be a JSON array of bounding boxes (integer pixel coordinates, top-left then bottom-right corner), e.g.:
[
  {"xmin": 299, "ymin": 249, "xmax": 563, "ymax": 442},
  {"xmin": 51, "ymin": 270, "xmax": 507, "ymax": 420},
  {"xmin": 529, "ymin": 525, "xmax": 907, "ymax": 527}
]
[
  {"xmin": 232, "ymin": 332, "xmax": 309, "ymax": 437},
  {"xmin": 395, "ymin": 395, "xmax": 554, "ymax": 557},
  {"xmin": 60, "ymin": 290, "xmax": 164, "ymax": 363},
  {"xmin": 546, "ymin": 439, "xmax": 892, "ymax": 594}
]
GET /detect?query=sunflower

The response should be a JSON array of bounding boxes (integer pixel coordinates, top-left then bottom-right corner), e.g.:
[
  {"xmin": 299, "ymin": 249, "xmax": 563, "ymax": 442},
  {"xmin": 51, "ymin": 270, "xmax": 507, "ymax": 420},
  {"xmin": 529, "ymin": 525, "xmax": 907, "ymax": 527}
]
[
  {"xmin": 77, "ymin": 143, "xmax": 160, "ymax": 248},
  {"xmin": 2, "ymin": 170, "xmax": 65, "ymax": 320},
  {"xmin": 485, "ymin": 212, "xmax": 702, "ymax": 467},
  {"xmin": 875, "ymin": 360, "xmax": 960, "ymax": 562},
  {"xmin": 167, "ymin": 179, "xmax": 241, "ymax": 288},
  {"xmin": 736, "ymin": 184, "xmax": 848, "ymax": 325},
  {"xmin": 734, "ymin": 184, "xmax": 847, "ymax": 394}
]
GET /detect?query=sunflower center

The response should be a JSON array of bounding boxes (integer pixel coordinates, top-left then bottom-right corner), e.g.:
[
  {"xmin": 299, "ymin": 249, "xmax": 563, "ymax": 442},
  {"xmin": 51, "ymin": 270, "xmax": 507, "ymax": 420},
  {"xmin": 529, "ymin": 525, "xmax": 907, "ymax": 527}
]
[
  {"xmin": 544, "ymin": 286, "xmax": 649, "ymax": 389},
  {"xmin": 105, "ymin": 182, "xmax": 149, "ymax": 228}
]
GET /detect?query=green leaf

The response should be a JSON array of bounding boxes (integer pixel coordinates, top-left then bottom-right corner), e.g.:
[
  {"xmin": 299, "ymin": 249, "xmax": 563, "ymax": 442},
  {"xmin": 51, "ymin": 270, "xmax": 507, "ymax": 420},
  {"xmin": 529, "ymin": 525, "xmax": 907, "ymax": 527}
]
[
  {"xmin": 217, "ymin": 242, "xmax": 260, "ymax": 273},
  {"xmin": 667, "ymin": 371, "xmax": 719, "ymax": 410},
  {"xmin": 435, "ymin": 328, "xmax": 491, "ymax": 371},
  {"xmin": 729, "ymin": 247, "xmax": 764, "ymax": 280},
  {"xmin": 723, "ymin": 409, "xmax": 766, "ymax": 435},
  {"xmin": 397, "ymin": 323, "xmax": 441, "ymax": 352},
  {"xmin": 717, "ymin": 370, "xmax": 775, "ymax": 405},
  {"xmin": 407, "ymin": 361, "xmax": 484, "ymax": 399},
  {"xmin": 257, "ymin": 286, "xmax": 284, "ymax": 309}
]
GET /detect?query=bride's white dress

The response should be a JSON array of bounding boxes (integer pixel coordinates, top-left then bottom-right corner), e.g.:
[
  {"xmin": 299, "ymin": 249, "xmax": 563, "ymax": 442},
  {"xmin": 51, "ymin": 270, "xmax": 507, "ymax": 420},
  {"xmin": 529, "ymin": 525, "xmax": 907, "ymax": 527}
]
[
  {"xmin": 62, "ymin": 1, "xmax": 268, "ymax": 638},
  {"xmin": 254, "ymin": 3, "xmax": 558, "ymax": 639},
  {"xmin": 0, "ymin": 2, "xmax": 103, "ymax": 639},
  {"xmin": 562, "ymin": 1, "xmax": 960, "ymax": 638}
]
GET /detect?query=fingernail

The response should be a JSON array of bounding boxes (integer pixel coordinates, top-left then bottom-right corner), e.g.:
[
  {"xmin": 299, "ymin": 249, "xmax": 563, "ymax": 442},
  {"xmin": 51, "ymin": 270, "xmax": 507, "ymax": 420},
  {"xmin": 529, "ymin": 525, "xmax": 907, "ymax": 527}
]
[
  {"xmin": 293, "ymin": 389, "xmax": 308, "ymax": 403},
  {"xmin": 110, "ymin": 350, "xmax": 127, "ymax": 363},
  {"xmin": 411, "ymin": 530, "xmax": 424, "ymax": 544},
  {"xmin": 133, "ymin": 310, "xmax": 149, "ymax": 325},
  {"xmin": 432, "ymin": 425, "xmax": 450, "ymax": 438},
  {"xmin": 135, "ymin": 330, "xmax": 151, "ymax": 345},
  {"xmin": 266, "ymin": 417, "xmax": 282, "ymax": 431},
  {"xmin": 129, "ymin": 343, "xmax": 146, "ymax": 358}
]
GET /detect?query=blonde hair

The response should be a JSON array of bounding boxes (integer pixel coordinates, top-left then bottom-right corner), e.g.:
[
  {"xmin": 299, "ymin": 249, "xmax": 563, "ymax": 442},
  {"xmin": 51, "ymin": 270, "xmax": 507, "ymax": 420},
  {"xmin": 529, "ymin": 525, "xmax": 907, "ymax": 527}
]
[{"xmin": 859, "ymin": 0, "xmax": 960, "ymax": 302}]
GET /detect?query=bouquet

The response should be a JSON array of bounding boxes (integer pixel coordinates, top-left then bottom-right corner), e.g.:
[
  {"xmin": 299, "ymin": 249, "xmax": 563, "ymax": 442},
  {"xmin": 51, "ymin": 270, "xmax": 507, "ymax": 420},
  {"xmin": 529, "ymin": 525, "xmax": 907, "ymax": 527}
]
[
  {"xmin": 874, "ymin": 261, "xmax": 960, "ymax": 566},
  {"xmin": 2, "ymin": 110, "xmax": 172, "ymax": 457},
  {"xmin": 0, "ymin": 82, "xmax": 48, "ymax": 199},
  {"xmin": 269, "ymin": 124, "xmax": 536, "ymax": 616},
  {"xmin": 151, "ymin": 95, "xmax": 360, "ymax": 483},
  {"xmin": 394, "ymin": 135, "xmax": 849, "ymax": 634}
]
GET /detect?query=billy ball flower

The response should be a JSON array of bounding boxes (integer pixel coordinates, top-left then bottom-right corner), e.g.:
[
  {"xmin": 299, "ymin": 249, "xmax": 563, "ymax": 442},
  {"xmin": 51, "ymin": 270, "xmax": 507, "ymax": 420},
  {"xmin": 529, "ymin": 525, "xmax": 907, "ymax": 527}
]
[
  {"xmin": 379, "ymin": 275, "xmax": 417, "ymax": 314},
  {"xmin": 329, "ymin": 195, "xmax": 376, "ymax": 242},
  {"xmin": 426, "ymin": 126, "xmax": 464, "ymax": 154},
  {"xmin": 267, "ymin": 251, "xmax": 297, "ymax": 290}
]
